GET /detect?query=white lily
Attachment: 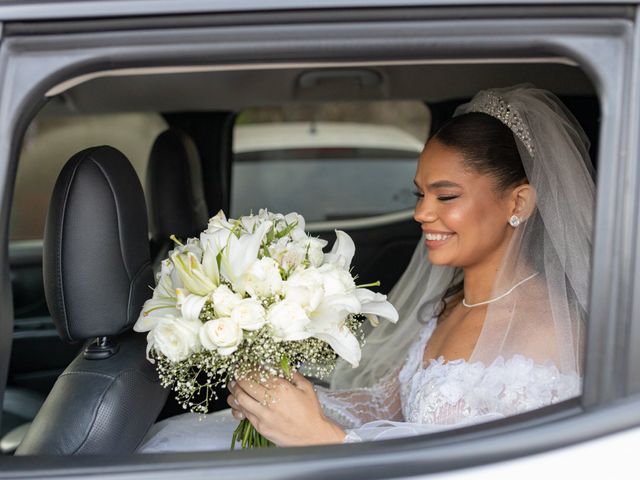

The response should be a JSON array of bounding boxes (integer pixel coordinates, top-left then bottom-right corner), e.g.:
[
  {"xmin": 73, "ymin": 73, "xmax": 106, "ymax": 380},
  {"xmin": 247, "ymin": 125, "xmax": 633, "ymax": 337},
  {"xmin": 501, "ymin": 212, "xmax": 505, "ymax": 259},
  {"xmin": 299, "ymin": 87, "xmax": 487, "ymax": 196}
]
[
  {"xmin": 201, "ymin": 241, "xmax": 220, "ymax": 286},
  {"xmin": 355, "ymin": 288, "xmax": 399, "ymax": 324},
  {"xmin": 200, "ymin": 229, "xmax": 232, "ymax": 256},
  {"xmin": 220, "ymin": 220, "xmax": 272, "ymax": 286},
  {"xmin": 207, "ymin": 210, "xmax": 235, "ymax": 232},
  {"xmin": 176, "ymin": 288, "xmax": 209, "ymax": 323},
  {"xmin": 200, "ymin": 211, "xmax": 235, "ymax": 253},
  {"xmin": 154, "ymin": 268, "xmax": 176, "ymax": 298},
  {"xmin": 134, "ymin": 296, "xmax": 180, "ymax": 333},
  {"xmin": 171, "ymin": 251, "xmax": 217, "ymax": 296},
  {"xmin": 285, "ymin": 212, "xmax": 306, "ymax": 239},
  {"xmin": 307, "ymin": 293, "xmax": 362, "ymax": 367},
  {"xmin": 240, "ymin": 213, "xmax": 260, "ymax": 233},
  {"xmin": 324, "ymin": 230, "xmax": 356, "ymax": 269},
  {"xmin": 134, "ymin": 274, "xmax": 179, "ymax": 332}
]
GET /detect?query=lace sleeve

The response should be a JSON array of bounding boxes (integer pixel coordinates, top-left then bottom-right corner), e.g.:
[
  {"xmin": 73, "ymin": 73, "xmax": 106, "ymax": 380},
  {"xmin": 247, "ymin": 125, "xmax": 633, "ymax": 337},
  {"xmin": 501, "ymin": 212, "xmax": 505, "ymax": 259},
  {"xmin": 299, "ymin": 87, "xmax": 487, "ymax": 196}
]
[
  {"xmin": 315, "ymin": 367, "xmax": 403, "ymax": 429},
  {"xmin": 315, "ymin": 318, "xmax": 432, "ymax": 434},
  {"xmin": 331, "ymin": 355, "xmax": 582, "ymax": 444}
]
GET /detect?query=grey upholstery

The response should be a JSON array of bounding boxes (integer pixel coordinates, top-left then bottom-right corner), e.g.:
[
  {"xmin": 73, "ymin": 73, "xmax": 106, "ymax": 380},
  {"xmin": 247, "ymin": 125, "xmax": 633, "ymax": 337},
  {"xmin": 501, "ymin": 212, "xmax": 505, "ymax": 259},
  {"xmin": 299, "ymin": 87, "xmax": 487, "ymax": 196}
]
[
  {"xmin": 16, "ymin": 146, "xmax": 167, "ymax": 455},
  {"xmin": 146, "ymin": 129, "xmax": 208, "ymax": 246}
]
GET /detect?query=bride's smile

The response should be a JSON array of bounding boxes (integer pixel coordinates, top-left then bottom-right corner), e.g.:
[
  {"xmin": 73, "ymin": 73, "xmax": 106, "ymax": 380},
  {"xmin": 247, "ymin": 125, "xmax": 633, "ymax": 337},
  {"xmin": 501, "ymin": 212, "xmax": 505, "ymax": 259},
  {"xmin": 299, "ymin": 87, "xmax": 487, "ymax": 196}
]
[{"xmin": 422, "ymin": 230, "xmax": 455, "ymax": 248}]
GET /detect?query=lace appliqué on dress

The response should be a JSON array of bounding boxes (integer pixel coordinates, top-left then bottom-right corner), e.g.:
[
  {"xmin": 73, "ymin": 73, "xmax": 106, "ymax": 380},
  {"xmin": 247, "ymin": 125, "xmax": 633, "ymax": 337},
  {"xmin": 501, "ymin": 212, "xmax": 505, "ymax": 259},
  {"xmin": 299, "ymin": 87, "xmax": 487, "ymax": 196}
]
[{"xmin": 320, "ymin": 318, "xmax": 581, "ymax": 443}]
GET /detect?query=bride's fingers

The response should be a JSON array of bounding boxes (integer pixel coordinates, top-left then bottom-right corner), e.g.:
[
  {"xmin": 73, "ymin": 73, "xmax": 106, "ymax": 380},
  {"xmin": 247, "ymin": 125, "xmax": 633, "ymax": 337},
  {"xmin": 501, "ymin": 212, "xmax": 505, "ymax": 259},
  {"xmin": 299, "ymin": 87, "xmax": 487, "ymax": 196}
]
[
  {"xmin": 236, "ymin": 378, "xmax": 270, "ymax": 404},
  {"xmin": 233, "ymin": 383, "xmax": 269, "ymax": 417},
  {"xmin": 243, "ymin": 411, "xmax": 261, "ymax": 430},
  {"xmin": 290, "ymin": 372, "xmax": 312, "ymax": 391},
  {"xmin": 227, "ymin": 393, "xmax": 240, "ymax": 409},
  {"xmin": 231, "ymin": 408, "xmax": 244, "ymax": 420},
  {"xmin": 227, "ymin": 393, "xmax": 249, "ymax": 420}
]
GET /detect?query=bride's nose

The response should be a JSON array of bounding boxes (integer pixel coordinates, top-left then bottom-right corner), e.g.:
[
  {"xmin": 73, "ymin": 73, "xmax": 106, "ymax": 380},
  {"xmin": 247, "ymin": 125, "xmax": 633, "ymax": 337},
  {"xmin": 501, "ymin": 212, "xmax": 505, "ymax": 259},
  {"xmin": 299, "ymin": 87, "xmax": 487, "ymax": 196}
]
[{"xmin": 413, "ymin": 197, "xmax": 437, "ymax": 224}]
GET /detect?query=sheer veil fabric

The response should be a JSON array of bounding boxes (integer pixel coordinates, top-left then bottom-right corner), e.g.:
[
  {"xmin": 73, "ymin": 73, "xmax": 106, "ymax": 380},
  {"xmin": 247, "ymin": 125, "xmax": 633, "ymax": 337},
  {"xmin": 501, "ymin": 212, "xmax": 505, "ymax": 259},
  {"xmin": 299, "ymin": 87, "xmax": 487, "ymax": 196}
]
[{"xmin": 332, "ymin": 84, "xmax": 595, "ymax": 389}]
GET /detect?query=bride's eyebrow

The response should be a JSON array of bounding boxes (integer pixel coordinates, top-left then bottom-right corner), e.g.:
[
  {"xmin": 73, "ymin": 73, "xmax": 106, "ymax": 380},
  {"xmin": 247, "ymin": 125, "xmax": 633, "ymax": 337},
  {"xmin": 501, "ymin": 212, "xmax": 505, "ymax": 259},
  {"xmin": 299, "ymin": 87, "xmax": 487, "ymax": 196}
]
[{"xmin": 426, "ymin": 180, "xmax": 463, "ymax": 190}]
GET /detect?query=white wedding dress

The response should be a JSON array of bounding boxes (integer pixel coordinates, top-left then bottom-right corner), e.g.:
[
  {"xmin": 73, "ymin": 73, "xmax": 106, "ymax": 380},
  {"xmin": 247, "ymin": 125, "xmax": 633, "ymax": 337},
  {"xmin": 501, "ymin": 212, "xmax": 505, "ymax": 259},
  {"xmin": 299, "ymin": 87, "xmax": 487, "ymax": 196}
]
[{"xmin": 137, "ymin": 317, "xmax": 580, "ymax": 452}]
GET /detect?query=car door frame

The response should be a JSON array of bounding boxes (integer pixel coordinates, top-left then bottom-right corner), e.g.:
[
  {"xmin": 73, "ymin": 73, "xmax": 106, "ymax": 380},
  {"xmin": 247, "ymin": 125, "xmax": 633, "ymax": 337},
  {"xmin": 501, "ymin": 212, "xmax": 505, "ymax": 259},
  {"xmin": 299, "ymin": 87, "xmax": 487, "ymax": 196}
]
[{"xmin": 0, "ymin": 3, "xmax": 638, "ymax": 479}]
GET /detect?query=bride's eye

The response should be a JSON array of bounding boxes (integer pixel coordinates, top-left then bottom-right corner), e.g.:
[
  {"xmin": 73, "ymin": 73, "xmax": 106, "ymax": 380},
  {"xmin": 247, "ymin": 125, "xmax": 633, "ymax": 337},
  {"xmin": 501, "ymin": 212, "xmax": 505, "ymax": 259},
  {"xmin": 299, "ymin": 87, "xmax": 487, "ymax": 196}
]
[
  {"xmin": 412, "ymin": 189, "xmax": 424, "ymax": 200},
  {"xmin": 437, "ymin": 195, "xmax": 459, "ymax": 202}
]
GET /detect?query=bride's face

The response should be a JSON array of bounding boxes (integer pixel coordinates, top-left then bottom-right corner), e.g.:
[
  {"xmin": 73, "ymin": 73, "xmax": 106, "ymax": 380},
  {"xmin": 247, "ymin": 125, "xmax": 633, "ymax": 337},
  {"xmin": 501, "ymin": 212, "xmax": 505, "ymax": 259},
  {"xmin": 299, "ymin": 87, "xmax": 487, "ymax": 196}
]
[{"xmin": 413, "ymin": 138, "xmax": 516, "ymax": 269}]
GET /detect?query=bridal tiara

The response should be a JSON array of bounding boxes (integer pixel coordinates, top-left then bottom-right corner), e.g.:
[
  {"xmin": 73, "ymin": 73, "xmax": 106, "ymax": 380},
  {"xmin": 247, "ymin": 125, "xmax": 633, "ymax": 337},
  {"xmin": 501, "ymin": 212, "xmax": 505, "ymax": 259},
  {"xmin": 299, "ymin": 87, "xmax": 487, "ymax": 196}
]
[{"xmin": 468, "ymin": 91, "xmax": 535, "ymax": 156}]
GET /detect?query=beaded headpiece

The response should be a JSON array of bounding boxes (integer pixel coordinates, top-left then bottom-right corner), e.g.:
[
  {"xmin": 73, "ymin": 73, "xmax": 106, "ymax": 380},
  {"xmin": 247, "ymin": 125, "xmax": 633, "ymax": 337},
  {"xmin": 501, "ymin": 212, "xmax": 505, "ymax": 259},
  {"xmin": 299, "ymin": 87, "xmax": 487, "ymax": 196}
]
[{"xmin": 467, "ymin": 91, "xmax": 535, "ymax": 156}]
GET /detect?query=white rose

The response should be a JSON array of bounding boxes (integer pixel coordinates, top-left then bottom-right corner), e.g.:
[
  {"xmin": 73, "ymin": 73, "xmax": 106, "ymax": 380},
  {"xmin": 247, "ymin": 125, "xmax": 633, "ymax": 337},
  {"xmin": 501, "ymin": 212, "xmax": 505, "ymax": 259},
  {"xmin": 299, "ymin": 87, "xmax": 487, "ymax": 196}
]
[
  {"xmin": 239, "ymin": 257, "xmax": 283, "ymax": 298},
  {"xmin": 267, "ymin": 300, "xmax": 311, "ymax": 341},
  {"xmin": 267, "ymin": 237, "xmax": 289, "ymax": 261},
  {"xmin": 212, "ymin": 284, "xmax": 242, "ymax": 316},
  {"xmin": 200, "ymin": 317, "xmax": 243, "ymax": 355},
  {"xmin": 284, "ymin": 267, "xmax": 325, "ymax": 313},
  {"xmin": 151, "ymin": 317, "xmax": 201, "ymax": 363},
  {"xmin": 279, "ymin": 243, "xmax": 307, "ymax": 270},
  {"xmin": 231, "ymin": 298, "xmax": 267, "ymax": 331},
  {"xmin": 318, "ymin": 263, "xmax": 356, "ymax": 296}
]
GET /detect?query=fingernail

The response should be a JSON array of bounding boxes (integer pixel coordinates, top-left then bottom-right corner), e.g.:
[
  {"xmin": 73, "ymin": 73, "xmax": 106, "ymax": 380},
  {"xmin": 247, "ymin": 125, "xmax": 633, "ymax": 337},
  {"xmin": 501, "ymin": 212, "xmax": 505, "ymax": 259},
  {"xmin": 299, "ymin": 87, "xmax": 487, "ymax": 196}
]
[
  {"xmin": 233, "ymin": 398, "xmax": 239, "ymax": 406},
  {"xmin": 229, "ymin": 381, "xmax": 236, "ymax": 388}
]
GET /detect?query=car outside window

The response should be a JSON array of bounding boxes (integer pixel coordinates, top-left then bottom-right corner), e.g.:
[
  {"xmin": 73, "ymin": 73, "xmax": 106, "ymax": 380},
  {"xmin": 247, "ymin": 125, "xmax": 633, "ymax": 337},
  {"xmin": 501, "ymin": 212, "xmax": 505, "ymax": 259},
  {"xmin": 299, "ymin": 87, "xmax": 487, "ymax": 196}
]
[
  {"xmin": 231, "ymin": 101, "xmax": 429, "ymax": 223},
  {"xmin": 10, "ymin": 109, "xmax": 167, "ymax": 241}
]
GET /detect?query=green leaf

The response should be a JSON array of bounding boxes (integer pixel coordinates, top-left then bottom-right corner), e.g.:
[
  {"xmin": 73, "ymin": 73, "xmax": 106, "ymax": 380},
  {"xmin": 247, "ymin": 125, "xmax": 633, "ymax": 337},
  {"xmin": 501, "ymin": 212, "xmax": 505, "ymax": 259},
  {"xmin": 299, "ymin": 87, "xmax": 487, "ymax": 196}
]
[{"xmin": 280, "ymin": 355, "xmax": 291, "ymax": 379}]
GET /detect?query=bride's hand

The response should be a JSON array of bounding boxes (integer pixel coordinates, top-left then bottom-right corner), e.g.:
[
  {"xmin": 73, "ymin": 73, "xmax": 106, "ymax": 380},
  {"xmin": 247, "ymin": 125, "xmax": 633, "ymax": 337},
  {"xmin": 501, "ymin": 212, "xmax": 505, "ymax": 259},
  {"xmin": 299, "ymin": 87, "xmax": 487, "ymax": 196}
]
[{"xmin": 227, "ymin": 372, "xmax": 345, "ymax": 447}]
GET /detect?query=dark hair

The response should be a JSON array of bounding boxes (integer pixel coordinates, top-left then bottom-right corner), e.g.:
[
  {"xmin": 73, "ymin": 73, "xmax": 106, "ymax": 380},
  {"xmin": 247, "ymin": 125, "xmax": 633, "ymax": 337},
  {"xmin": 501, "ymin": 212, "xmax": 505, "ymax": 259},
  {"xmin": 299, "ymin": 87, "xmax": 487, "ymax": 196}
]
[
  {"xmin": 431, "ymin": 112, "xmax": 528, "ymax": 316},
  {"xmin": 433, "ymin": 112, "xmax": 527, "ymax": 192}
]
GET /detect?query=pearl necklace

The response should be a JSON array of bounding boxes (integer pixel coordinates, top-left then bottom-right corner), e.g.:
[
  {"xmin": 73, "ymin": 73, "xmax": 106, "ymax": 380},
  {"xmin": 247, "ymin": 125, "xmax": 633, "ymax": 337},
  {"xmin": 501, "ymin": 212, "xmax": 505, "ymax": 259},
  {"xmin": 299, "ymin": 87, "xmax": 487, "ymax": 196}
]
[{"xmin": 462, "ymin": 272, "xmax": 539, "ymax": 308}]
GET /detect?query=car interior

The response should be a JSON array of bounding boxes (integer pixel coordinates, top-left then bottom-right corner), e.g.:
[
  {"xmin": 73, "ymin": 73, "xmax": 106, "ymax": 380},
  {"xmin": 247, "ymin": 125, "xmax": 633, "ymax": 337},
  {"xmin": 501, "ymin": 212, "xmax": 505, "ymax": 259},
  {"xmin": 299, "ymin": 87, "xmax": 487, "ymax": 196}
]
[{"xmin": 2, "ymin": 60, "xmax": 599, "ymax": 455}]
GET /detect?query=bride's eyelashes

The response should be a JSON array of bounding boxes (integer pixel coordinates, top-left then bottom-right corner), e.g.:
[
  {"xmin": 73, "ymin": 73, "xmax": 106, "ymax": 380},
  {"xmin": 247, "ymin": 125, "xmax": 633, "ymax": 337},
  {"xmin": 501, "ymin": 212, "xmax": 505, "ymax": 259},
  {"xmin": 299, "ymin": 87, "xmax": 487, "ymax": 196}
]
[
  {"xmin": 412, "ymin": 186, "xmax": 460, "ymax": 202},
  {"xmin": 437, "ymin": 194, "xmax": 460, "ymax": 202}
]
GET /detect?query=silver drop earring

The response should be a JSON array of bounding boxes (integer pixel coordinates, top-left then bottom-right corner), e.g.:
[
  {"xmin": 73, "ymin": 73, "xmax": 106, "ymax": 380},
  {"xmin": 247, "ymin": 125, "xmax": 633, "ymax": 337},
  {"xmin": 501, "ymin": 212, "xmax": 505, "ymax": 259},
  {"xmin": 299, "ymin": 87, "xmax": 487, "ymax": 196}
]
[{"xmin": 509, "ymin": 215, "xmax": 521, "ymax": 227}]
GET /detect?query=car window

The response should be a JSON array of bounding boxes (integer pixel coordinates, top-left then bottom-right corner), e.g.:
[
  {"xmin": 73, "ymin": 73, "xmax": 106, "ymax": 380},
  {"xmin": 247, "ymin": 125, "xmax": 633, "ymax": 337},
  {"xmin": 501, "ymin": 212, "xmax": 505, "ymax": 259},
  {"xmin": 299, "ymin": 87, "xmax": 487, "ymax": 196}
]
[
  {"xmin": 230, "ymin": 101, "xmax": 429, "ymax": 222},
  {"xmin": 10, "ymin": 108, "xmax": 167, "ymax": 242}
]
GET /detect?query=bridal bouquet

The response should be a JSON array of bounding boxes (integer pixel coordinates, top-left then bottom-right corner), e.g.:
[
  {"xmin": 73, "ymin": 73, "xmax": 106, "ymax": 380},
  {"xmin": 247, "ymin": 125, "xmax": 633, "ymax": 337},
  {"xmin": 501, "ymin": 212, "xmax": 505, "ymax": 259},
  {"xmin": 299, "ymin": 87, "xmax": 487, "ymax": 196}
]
[{"xmin": 134, "ymin": 209, "xmax": 398, "ymax": 448}]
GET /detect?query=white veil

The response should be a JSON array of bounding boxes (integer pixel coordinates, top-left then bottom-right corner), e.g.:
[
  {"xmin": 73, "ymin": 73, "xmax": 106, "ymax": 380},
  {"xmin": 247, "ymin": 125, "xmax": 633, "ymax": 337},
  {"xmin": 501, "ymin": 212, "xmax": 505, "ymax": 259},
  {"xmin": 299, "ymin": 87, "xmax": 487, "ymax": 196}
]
[{"xmin": 332, "ymin": 84, "xmax": 595, "ymax": 389}]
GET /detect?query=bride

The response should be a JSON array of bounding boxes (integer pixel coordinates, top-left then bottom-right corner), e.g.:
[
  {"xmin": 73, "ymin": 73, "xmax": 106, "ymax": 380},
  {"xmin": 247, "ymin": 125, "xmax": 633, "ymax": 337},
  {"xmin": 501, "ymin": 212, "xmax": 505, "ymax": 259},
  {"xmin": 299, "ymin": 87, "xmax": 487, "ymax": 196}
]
[{"xmin": 138, "ymin": 84, "xmax": 594, "ymax": 451}]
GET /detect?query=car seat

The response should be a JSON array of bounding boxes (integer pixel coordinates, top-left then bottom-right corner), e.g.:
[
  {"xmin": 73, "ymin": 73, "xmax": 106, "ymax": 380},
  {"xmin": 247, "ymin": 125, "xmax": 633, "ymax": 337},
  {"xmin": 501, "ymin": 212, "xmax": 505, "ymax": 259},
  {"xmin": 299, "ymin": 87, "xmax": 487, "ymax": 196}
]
[
  {"xmin": 146, "ymin": 128, "xmax": 208, "ymax": 270},
  {"xmin": 15, "ymin": 146, "xmax": 167, "ymax": 455}
]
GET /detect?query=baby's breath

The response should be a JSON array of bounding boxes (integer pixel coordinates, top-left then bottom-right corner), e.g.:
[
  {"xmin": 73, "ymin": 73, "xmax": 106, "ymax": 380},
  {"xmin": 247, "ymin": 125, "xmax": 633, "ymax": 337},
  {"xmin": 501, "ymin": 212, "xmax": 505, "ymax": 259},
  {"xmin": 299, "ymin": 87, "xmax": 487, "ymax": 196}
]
[{"xmin": 154, "ymin": 312, "xmax": 366, "ymax": 414}]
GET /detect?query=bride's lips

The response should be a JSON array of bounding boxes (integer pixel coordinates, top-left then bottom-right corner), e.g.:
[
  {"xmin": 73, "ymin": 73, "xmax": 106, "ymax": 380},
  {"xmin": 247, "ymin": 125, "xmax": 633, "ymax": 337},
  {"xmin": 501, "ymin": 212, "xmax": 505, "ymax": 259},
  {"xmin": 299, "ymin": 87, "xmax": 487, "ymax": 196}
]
[{"xmin": 423, "ymin": 230, "xmax": 455, "ymax": 249}]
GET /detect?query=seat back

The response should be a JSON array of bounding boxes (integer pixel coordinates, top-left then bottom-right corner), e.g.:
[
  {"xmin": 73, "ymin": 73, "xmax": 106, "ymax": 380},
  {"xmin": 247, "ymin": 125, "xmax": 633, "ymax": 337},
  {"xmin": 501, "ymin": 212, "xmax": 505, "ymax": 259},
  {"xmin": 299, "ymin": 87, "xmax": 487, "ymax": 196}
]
[
  {"xmin": 16, "ymin": 146, "xmax": 167, "ymax": 455},
  {"xmin": 146, "ymin": 129, "xmax": 208, "ymax": 265}
]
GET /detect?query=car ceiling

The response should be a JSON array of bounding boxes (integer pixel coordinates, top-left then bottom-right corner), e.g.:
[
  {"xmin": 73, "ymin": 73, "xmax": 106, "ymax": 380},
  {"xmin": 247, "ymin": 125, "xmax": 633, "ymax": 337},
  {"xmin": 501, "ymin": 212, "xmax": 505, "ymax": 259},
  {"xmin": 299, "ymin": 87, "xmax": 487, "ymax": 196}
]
[{"xmin": 45, "ymin": 61, "xmax": 595, "ymax": 115}]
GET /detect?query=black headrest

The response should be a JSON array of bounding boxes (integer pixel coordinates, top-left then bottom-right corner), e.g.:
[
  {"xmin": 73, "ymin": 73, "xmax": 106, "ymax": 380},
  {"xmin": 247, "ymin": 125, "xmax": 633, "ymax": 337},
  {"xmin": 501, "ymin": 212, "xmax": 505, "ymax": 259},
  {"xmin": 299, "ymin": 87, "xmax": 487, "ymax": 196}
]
[
  {"xmin": 43, "ymin": 146, "xmax": 153, "ymax": 343},
  {"xmin": 146, "ymin": 129, "xmax": 208, "ymax": 243}
]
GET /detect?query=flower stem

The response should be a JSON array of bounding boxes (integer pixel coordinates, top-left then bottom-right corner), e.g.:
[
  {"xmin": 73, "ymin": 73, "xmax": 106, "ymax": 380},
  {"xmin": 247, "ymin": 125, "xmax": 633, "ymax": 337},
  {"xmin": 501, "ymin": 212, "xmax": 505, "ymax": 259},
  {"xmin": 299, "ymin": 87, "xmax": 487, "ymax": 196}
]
[
  {"xmin": 356, "ymin": 280, "xmax": 381, "ymax": 289},
  {"xmin": 231, "ymin": 418, "xmax": 274, "ymax": 449}
]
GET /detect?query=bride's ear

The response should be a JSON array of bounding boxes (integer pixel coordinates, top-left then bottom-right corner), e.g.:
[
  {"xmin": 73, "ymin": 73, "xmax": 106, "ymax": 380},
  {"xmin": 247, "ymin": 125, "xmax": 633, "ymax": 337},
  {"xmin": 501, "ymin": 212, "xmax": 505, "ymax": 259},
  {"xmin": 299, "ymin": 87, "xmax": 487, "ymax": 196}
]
[{"xmin": 510, "ymin": 183, "xmax": 536, "ymax": 221}]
